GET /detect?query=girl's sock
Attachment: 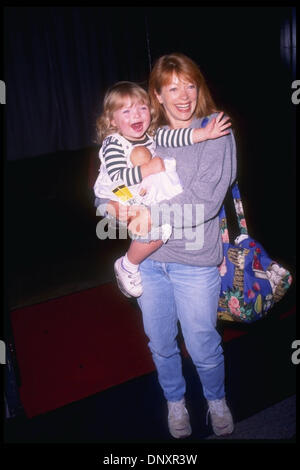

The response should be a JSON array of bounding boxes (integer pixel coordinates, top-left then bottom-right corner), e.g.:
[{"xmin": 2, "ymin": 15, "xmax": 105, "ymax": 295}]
[{"xmin": 122, "ymin": 253, "xmax": 139, "ymax": 273}]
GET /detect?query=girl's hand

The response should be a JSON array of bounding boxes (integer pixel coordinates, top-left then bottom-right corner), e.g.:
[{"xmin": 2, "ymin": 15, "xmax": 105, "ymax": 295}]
[
  {"xmin": 139, "ymin": 187, "xmax": 147, "ymax": 196},
  {"xmin": 193, "ymin": 112, "xmax": 231, "ymax": 142}
]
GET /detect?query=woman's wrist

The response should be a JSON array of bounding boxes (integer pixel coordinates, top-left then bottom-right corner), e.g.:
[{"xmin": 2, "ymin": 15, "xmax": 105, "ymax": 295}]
[
  {"xmin": 191, "ymin": 128, "xmax": 207, "ymax": 143},
  {"xmin": 106, "ymin": 200, "xmax": 129, "ymax": 222}
]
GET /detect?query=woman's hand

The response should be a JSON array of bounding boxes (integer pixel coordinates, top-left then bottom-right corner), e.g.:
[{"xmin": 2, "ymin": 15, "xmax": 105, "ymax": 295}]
[
  {"xmin": 127, "ymin": 205, "xmax": 152, "ymax": 236},
  {"xmin": 106, "ymin": 200, "xmax": 129, "ymax": 222},
  {"xmin": 105, "ymin": 201, "xmax": 152, "ymax": 237},
  {"xmin": 192, "ymin": 112, "xmax": 231, "ymax": 142}
]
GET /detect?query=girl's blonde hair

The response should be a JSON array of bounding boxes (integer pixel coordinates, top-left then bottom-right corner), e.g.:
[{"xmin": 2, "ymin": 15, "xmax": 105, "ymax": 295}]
[
  {"xmin": 96, "ymin": 81, "xmax": 150, "ymax": 143},
  {"xmin": 148, "ymin": 52, "xmax": 217, "ymax": 133}
]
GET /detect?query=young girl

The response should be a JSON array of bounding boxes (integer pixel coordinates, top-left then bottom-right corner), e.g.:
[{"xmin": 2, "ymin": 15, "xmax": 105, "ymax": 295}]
[{"xmin": 94, "ymin": 81, "xmax": 231, "ymax": 298}]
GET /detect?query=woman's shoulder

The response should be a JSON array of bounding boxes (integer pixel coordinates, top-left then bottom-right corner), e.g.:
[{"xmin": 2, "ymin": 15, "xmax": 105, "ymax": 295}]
[
  {"xmin": 191, "ymin": 115, "xmax": 215, "ymax": 128},
  {"xmin": 192, "ymin": 112, "xmax": 227, "ymax": 129}
]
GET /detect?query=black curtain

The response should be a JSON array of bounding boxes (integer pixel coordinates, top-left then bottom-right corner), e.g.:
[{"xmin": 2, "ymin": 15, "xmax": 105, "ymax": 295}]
[
  {"xmin": 4, "ymin": 7, "xmax": 151, "ymax": 161},
  {"xmin": 4, "ymin": 6, "xmax": 296, "ymax": 161},
  {"xmin": 4, "ymin": 7, "xmax": 296, "ymax": 262}
]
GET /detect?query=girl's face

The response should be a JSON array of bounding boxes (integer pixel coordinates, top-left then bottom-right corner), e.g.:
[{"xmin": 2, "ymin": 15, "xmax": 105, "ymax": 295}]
[
  {"xmin": 111, "ymin": 97, "xmax": 151, "ymax": 140},
  {"xmin": 155, "ymin": 72, "xmax": 198, "ymax": 129}
]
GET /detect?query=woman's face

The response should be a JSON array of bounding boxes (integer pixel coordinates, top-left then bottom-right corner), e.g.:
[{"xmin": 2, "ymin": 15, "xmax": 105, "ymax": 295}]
[{"xmin": 155, "ymin": 72, "xmax": 198, "ymax": 128}]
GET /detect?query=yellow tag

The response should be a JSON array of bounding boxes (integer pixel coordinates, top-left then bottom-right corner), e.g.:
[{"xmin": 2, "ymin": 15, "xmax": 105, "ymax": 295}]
[{"xmin": 112, "ymin": 184, "xmax": 133, "ymax": 203}]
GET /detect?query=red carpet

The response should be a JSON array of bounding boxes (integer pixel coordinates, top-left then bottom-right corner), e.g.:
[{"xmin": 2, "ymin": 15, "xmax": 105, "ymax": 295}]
[
  {"xmin": 10, "ymin": 283, "xmax": 155, "ymax": 418},
  {"xmin": 10, "ymin": 281, "xmax": 294, "ymax": 418}
]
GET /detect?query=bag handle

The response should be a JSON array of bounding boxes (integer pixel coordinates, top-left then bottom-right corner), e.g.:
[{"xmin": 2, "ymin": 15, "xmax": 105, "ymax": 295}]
[{"xmin": 219, "ymin": 181, "xmax": 249, "ymax": 243}]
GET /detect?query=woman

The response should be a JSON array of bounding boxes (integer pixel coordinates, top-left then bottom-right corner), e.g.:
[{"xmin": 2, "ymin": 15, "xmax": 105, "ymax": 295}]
[{"xmin": 131, "ymin": 52, "xmax": 237, "ymax": 438}]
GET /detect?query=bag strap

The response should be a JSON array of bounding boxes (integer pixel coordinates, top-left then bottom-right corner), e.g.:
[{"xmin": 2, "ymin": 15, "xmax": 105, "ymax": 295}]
[{"xmin": 219, "ymin": 181, "xmax": 249, "ymax": 243}]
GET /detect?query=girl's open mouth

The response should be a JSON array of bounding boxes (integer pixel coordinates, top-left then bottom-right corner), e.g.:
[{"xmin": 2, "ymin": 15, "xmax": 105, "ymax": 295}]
[{"xmin": 131, "ymin": 122, "xmax": 143, "ymax": 133}]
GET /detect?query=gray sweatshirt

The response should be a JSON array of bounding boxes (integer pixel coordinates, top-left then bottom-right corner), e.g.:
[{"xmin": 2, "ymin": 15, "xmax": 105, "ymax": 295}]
[{"xmin": 149, "ymin": 115, "xmax": 237, "ymax": 266}]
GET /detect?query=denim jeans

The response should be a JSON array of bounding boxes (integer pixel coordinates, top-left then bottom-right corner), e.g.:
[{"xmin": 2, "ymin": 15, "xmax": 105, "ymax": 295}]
[{"xmin": 137, "ymin": 259, "xmax": 225, "ymax": 402}]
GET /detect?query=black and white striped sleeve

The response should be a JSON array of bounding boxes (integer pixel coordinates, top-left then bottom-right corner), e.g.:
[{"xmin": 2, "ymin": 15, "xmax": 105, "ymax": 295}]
[
  {"xmin": 103, "ymin": 139, "xmax": 142, "ymax": 186},
  {"xmin": 155, "ymin": 127, "xmax": 194, "ymax": 147}
]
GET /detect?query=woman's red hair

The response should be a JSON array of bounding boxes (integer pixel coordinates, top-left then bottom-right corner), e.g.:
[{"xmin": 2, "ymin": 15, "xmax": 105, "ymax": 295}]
[{"xmin": 148, "ymin": 53, "xmax": 217, "ymax": 133}]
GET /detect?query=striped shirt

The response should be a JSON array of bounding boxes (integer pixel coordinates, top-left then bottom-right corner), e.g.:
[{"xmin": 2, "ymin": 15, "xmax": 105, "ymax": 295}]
[{"xmin": 102, "ymin": 127, "xmax": 193, "ymax": 187}]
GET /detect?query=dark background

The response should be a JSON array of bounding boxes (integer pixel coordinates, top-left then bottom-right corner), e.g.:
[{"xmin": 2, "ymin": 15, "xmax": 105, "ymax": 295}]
[
  {"xmin": 1, "ymin": 6, "xmax": 297, "ymax": 448},
  {"xmin": 3, "ymin": 6, "xmax": 296, "ymax": 307}
]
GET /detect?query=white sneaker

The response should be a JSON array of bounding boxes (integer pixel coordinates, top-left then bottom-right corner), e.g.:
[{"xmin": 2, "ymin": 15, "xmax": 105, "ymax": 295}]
[
  {"xmin": 206, "ymin": 398, "xmax": 234, "ymax": 436},
  {"xmin": 114, "ymin": 257, "xmax": 143, "ymax": 298},
  {"xmin": 167, "ymin": 398, "xmax": 192, "ymax": 439}
]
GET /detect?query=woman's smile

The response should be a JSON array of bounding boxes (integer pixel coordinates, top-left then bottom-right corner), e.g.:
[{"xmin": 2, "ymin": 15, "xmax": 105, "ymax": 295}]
[{"xmin": 175, "ymin": 103, "xmax": 193, "ymax": 113}]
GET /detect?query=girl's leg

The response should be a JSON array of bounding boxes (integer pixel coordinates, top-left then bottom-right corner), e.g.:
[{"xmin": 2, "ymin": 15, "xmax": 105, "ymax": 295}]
[
  {"xmin": 127, "ymin": 239, "xmax": 163, "ymax": 264},
  {"xmin": 114, "ymin": 240, "xmax": 163, "ymax": 298}
]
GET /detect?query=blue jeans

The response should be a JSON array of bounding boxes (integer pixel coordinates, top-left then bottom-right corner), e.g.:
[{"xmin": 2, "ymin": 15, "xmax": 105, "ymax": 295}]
[{"xmin": 137, "ymin": 259, "xmax": 224, "ymax": 402}]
